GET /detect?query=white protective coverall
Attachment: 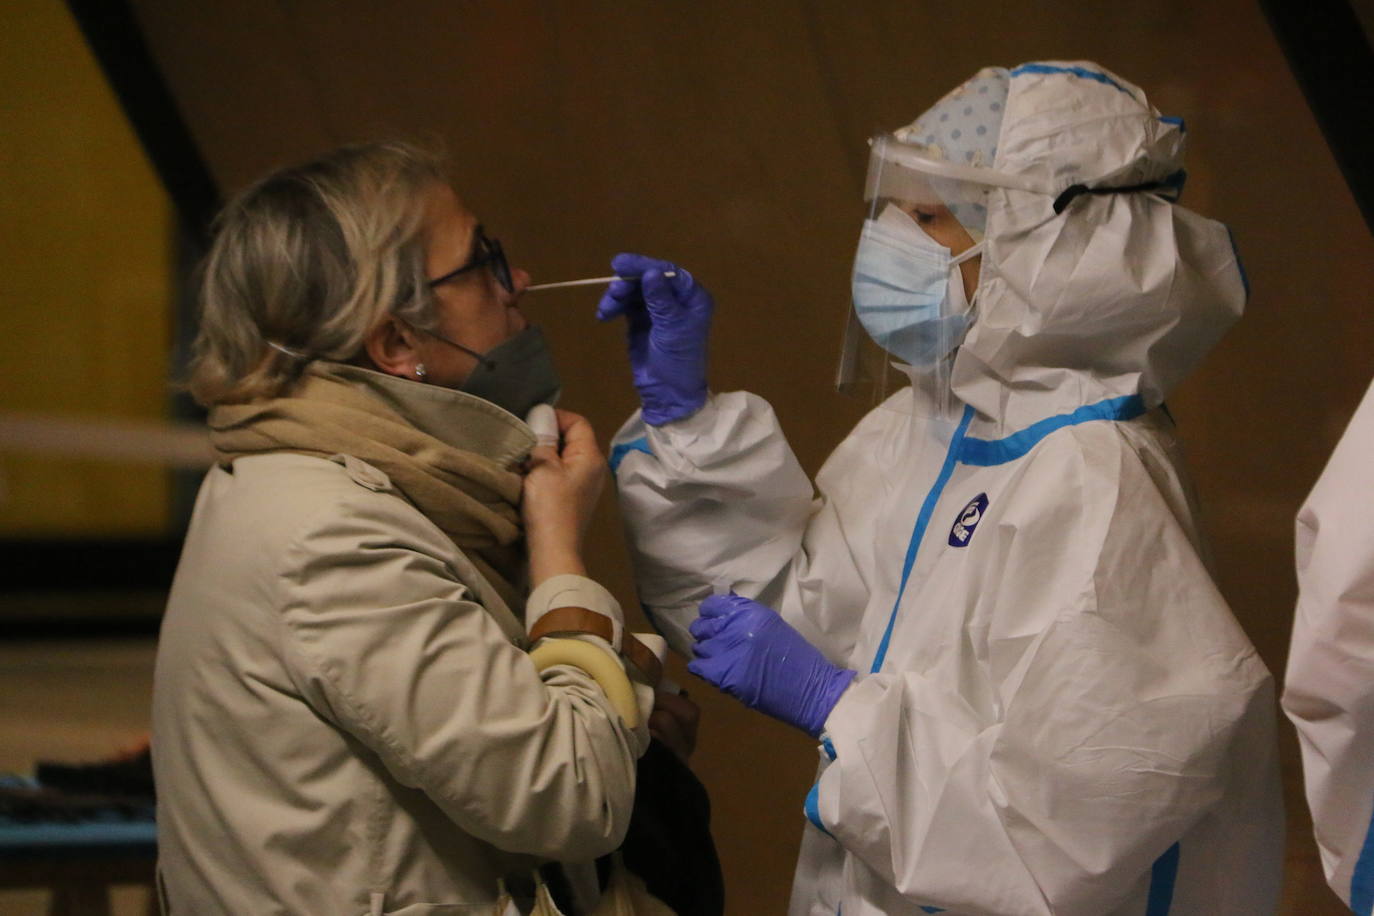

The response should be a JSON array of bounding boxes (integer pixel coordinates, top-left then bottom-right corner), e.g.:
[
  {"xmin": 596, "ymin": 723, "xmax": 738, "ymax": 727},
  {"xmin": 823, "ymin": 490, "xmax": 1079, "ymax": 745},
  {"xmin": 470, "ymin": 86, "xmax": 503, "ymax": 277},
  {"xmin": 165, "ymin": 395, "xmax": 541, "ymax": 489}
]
[
  {"xmin": 1283, "ymin": 377, "xmax": 1374, "ymax": 913},
  {"xmin": 610, "ymin": 63, "xmax": 1283, "ymax": 916}
]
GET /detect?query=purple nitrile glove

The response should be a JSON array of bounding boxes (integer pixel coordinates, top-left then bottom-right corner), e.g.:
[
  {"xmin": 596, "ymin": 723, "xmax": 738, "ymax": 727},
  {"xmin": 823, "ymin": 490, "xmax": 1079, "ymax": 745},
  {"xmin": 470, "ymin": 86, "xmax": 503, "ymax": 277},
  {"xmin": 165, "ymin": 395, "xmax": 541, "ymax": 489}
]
[
  {"xmin": 687, "ymin": 593, "xmax": 857, "ymax": 738},
  {"xmin": 595, "ymin": 252, "xmax": 713, "ymax": 426}
]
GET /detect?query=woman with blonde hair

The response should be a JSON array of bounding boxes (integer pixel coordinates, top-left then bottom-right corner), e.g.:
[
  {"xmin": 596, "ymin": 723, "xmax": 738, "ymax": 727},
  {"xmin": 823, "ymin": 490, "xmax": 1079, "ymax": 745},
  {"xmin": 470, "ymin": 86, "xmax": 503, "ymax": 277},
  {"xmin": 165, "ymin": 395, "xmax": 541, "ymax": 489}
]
[{"xmin": 152, "ymin": 141, "xmax": 679, "ymax": 915}]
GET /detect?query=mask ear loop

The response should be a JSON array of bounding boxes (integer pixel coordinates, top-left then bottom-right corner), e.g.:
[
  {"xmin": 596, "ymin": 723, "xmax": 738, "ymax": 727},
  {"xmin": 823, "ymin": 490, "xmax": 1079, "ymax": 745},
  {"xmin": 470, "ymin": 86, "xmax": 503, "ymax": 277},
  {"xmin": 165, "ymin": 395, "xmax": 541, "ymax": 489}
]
[
  {"xmin": 946, "ymin": 240, "xmax": 985, "ymax": 317},
  {"xmin": 404, "ymin": 320, "xmax": 498, "ymax": 371},
  {"xmin": 950, "ymin": 241, "xmax": 985, "ymax": 267}
]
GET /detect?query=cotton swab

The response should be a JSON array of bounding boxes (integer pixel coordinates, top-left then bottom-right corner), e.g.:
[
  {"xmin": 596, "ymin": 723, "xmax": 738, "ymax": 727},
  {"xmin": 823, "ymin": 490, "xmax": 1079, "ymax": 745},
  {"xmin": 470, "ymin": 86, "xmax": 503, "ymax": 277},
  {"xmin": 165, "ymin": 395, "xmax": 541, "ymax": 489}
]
[{"xmin": 525, "ymin": 271, "xmax": 677, "ymax": 292}]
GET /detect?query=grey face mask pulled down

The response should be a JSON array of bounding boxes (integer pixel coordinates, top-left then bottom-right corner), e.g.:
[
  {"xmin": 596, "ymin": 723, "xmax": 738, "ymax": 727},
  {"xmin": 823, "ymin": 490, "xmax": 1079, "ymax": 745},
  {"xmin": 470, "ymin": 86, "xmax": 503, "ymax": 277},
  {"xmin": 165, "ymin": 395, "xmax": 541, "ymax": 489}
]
[{"xmin": 460, "ymin": 325, "xmax": 562, "ymax": 420}]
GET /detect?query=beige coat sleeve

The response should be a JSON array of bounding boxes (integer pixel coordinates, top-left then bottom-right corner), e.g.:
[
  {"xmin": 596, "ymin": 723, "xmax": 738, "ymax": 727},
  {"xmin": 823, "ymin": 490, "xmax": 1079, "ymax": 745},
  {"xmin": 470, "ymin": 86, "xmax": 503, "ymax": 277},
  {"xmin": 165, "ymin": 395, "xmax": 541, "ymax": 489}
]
[{"xmin": 274, "ymin": 485, "xmax": 643, "ymax": 862}]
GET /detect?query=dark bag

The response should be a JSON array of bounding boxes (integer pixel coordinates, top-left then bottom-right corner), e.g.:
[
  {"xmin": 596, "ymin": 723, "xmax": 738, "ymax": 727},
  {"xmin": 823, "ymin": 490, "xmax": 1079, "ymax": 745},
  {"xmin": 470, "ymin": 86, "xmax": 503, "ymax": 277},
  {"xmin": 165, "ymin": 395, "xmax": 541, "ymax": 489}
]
[{"xmin": 616, "ymin": 739, "xmax": 725, "ymax": 916}]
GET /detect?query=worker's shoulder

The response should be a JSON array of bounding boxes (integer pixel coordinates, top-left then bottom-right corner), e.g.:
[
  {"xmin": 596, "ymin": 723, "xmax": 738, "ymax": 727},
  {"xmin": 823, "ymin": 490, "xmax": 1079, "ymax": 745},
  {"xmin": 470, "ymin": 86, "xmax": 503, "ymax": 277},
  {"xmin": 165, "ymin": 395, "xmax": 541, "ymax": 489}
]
[
  {"xmin": 1026, "ymin": 421, "xmax": 1199, "ymax": 551},
  {"xmin": 1008, "ymin": 412, "xmax": 1170, "ymax": 498},
  {"xmin": 1020, "ymin": 408, "xmax": 1165, "ymax": 460}
]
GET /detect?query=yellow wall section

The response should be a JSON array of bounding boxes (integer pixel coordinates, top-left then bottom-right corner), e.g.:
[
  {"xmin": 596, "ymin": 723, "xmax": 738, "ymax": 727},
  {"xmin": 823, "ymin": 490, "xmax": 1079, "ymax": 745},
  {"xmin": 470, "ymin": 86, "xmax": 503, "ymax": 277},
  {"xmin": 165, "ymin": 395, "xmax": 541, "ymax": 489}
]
[{"xmin": 0, "ymin": 0, "xmax": 173, "ymax": 535}]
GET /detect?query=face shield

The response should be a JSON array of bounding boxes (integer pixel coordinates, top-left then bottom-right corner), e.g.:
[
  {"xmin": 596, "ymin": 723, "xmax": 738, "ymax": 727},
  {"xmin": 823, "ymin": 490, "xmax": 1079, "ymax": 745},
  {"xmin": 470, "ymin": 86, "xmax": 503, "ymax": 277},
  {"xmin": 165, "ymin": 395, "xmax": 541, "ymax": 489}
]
[{"xmin": 837, "ymin": 133, "xmax": 1049, "ymax": 414}]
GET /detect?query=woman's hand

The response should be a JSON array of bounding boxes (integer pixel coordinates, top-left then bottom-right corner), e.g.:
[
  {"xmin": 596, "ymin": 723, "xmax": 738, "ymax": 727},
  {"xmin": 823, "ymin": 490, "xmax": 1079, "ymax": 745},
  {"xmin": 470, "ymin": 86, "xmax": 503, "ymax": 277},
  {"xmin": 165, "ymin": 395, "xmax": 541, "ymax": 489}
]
[
  {"xmin": 649, "ymin": 689, "xmax": 701, "ymax": 762},
  {"xmin": 522, "ymin": 409, "xmax": 606, "ymax": 585}
]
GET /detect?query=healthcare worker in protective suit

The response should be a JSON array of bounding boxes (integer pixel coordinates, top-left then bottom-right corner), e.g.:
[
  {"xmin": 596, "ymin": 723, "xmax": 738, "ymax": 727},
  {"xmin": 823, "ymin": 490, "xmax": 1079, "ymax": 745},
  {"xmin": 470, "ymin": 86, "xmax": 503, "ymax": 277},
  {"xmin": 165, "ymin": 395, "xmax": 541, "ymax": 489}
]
[
  {"xmin": 1283, "ymin": 377, "xmax": 1374, "ymax": 912},
  {"xmin": 598, "ymin": 62, "xmax": 1283, "ymax": 915}
]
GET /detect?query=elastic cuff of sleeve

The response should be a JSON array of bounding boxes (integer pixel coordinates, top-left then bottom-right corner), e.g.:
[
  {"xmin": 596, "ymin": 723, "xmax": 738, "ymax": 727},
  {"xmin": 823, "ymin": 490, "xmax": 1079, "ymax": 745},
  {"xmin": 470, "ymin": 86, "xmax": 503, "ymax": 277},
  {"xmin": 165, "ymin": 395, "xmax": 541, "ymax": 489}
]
[
  {"xmin": 806, "ymin": 668, "xmax": 858, "ymax": 738},
  {"xmin": 642, "ymin": 395, "xmax": 709, "ymax": 428},
  {"xmin": 819, "ymin": 672, "xmax": 862, "ymax": 740},
  {"xmin": 641, "ymin": 392, "xmax": 723, "ymax": 466},
  {"xmin": 527, "ymin": 575, "xmax": 624, "ymax": 647}
]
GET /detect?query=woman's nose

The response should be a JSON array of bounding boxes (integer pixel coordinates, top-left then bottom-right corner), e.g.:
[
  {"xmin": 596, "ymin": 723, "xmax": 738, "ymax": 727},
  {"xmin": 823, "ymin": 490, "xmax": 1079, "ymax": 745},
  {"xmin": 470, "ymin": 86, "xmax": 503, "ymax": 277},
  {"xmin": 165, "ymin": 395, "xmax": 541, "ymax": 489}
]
[{"xmin": 510, "ymin": 267, "xmax": 531, "ymax": 293}]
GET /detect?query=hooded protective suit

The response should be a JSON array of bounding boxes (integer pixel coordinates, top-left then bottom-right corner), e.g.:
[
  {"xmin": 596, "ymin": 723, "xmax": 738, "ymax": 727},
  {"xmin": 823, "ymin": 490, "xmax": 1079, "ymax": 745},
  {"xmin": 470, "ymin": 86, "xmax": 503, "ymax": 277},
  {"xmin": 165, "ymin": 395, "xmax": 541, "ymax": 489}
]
[
  {"xmin": 609, "ymin": 62, "xmax": 1282, "ymax": 915},
  {"xmin": 1283, "ymin": 377, "xmax": 1374, "ymax": 912}
]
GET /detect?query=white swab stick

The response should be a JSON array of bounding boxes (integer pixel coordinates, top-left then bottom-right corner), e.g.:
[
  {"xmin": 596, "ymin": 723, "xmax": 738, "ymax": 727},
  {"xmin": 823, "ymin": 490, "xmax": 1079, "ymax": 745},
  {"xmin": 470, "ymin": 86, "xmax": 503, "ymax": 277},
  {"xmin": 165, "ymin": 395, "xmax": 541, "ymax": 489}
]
[{"xmin": 525, "ymin": 271, "xmax": 677, "ymax": 292}]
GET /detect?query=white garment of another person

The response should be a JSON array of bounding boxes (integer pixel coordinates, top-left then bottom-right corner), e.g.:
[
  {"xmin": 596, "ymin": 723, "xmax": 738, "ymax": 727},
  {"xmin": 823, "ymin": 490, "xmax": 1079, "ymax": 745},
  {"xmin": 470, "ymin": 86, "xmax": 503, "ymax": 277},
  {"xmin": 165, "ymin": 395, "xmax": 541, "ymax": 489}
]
[
  {"xmin": 1284, "ymin": 377, "xmax": 1374, "ymax": 913},
  {"xmin": 609, "ymin": 62, "xmax": 1282, "ymax": 916}
]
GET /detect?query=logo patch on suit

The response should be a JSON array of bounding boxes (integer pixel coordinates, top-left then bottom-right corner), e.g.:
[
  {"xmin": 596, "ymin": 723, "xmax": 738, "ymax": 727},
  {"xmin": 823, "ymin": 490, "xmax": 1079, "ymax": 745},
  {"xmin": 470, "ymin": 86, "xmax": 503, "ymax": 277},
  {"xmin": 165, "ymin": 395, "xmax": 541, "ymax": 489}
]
[{"xmin": 948, "ymin": 493, "xmax": 989, "ymax": 547}]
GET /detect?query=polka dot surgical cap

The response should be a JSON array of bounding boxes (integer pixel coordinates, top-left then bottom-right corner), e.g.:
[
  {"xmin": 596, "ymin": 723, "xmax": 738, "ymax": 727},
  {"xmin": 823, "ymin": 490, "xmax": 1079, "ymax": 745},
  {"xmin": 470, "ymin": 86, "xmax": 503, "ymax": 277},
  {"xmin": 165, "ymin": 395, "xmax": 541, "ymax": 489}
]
[{"xmin": 893, "ymin": 67, "xmax": 1010, "ymax": 233}]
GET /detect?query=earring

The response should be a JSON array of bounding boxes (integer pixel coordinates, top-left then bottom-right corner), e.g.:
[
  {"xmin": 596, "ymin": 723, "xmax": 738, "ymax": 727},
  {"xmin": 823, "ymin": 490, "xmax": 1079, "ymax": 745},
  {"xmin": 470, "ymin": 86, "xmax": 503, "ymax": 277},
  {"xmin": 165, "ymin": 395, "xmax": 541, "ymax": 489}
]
[{"xmin": 414, "ymin": 363, "xmax": 427, "ymax": 380}]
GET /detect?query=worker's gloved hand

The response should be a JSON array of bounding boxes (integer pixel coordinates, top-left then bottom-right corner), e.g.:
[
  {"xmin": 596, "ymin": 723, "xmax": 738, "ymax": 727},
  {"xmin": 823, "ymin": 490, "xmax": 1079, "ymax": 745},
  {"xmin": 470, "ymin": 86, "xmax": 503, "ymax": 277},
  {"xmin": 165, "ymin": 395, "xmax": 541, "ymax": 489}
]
[
  {"xmin": 596, "ymin": 252, "xmax": 713, "ymax": 426},
  {"xmin": 688, "ymin": 593, "xmax": 857, "ymax": 738}
]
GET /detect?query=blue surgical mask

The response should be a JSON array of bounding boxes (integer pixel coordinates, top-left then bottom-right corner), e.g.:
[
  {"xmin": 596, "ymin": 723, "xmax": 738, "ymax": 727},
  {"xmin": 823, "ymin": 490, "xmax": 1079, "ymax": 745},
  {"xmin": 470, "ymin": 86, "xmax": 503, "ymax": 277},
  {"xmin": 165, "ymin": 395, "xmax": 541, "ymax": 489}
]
[{"xmin": 851, "ymin": 205, "xmax": 981, "ymax": 368}]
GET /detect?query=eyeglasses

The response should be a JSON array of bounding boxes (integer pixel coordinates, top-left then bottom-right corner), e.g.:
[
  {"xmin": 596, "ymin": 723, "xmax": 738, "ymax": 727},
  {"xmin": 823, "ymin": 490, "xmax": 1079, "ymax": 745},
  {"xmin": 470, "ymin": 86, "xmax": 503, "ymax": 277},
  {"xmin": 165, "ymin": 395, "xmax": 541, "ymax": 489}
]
[{"xmin": 426, "ymin": 226, "xmax": 513, "ymax": 294}]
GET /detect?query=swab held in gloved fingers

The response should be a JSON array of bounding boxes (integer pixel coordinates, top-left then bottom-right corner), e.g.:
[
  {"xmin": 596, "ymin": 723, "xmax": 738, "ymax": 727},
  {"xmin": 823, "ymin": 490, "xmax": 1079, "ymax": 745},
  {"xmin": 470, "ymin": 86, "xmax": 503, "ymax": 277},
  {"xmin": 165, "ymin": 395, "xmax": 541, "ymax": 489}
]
[{"xmin": 524, "ymin": 271, "xmax": 678, "ymax": 292}]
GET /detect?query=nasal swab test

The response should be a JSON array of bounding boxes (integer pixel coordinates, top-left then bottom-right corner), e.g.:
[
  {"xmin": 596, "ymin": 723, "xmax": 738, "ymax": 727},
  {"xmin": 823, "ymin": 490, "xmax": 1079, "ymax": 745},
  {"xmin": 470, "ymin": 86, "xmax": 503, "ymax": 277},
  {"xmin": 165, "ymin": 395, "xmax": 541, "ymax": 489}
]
[{"xmin": 525, "ymin": 271, "xmax": 677, "ymax": 292}]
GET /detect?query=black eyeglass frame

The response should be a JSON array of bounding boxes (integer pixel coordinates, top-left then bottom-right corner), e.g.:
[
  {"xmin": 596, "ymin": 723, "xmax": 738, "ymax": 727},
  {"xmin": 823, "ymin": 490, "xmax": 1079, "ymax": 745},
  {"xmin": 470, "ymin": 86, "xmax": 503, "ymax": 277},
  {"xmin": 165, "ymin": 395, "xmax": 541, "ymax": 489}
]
[{"xmin": 426, "ymin": 226, "xmax": 513, "ymax": 294}]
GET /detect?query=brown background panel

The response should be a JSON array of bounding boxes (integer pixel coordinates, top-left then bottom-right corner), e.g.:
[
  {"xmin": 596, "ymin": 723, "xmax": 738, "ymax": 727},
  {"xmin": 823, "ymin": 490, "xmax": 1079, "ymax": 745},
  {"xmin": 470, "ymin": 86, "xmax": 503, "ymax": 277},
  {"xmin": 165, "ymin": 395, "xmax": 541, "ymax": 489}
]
[{"xmin": 128, "ymin": 1, "xmax": 1374, "ymax": 911}]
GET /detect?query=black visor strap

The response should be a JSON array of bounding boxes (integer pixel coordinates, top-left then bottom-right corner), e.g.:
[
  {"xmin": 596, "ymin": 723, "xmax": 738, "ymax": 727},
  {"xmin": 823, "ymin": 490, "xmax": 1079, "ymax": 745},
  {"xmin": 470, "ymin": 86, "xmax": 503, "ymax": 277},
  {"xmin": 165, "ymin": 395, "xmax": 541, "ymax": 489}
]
[{"xmin": 1052, "ymin": 170, "xmax": 1187, "ymax": 214}]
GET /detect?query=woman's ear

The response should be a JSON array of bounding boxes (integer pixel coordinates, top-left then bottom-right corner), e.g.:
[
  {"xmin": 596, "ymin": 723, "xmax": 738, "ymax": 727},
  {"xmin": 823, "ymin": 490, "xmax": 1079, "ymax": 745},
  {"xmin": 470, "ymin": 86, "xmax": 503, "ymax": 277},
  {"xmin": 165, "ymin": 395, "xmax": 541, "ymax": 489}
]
[{"xmin": 363, "ymin": 316, "xmax": 423, "ymax": 379}]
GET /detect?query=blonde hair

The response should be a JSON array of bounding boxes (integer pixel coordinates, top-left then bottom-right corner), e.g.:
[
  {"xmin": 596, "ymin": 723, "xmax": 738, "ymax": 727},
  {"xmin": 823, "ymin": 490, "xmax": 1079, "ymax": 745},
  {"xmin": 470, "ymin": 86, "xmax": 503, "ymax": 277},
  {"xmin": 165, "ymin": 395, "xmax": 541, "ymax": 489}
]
[{"xmin": 187, "ymin": 140, "xmax": 448, "ymax": 406}]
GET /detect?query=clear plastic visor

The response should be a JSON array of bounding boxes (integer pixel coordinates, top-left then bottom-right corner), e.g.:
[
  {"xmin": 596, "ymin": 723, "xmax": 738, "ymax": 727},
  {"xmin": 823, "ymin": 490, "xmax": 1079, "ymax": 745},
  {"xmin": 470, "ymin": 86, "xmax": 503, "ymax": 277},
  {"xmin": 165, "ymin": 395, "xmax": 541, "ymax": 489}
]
[{"xmin": 837, "ymin": 135, "xmax": 989, "ymax": 416}]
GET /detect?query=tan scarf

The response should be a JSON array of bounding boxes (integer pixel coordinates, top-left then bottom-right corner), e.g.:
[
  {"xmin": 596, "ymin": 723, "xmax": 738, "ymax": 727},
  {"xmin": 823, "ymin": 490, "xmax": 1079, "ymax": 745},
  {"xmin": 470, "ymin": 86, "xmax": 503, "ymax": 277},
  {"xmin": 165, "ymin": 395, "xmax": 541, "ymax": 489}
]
[{"xmin": 208, "ymin": 362, "xmax": 536, "ymax": 612}]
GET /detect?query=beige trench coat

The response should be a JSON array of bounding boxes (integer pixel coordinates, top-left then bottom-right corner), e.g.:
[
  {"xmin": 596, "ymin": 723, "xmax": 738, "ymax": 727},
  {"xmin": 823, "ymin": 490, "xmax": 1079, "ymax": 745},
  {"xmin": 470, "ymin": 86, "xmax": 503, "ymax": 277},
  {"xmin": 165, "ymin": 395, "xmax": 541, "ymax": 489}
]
[{"xmin": 153, "ymin": 444, "xmax": 648, "ymax": 915}]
